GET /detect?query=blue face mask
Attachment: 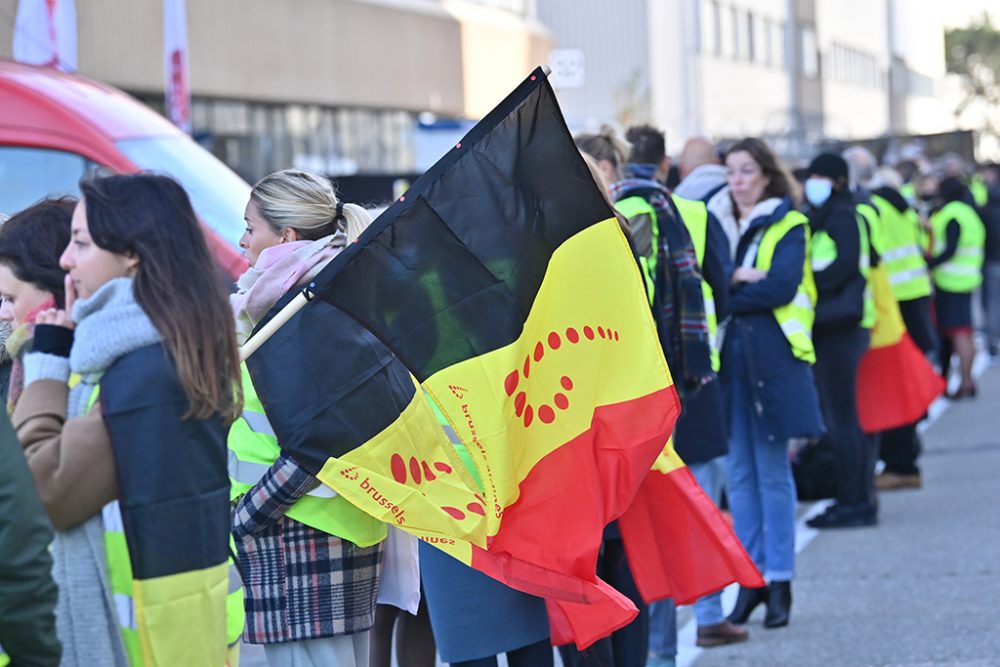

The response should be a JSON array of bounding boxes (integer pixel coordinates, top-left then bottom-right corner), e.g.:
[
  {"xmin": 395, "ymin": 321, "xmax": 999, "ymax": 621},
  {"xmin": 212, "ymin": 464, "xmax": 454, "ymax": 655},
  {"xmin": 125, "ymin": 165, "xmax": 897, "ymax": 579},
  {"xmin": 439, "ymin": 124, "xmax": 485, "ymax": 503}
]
[{"xmin": 805, "ymin": 178, "xmax": 833, "ymax": 208}]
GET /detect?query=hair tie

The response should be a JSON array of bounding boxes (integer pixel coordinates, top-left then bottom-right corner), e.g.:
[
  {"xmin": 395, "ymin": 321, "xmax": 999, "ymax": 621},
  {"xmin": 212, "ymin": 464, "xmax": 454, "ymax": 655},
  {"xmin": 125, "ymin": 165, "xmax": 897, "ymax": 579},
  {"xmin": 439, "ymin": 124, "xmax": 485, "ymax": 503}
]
[{"xmin": 334, "ymin": 201, "xmax": 345, "ymax": 223}]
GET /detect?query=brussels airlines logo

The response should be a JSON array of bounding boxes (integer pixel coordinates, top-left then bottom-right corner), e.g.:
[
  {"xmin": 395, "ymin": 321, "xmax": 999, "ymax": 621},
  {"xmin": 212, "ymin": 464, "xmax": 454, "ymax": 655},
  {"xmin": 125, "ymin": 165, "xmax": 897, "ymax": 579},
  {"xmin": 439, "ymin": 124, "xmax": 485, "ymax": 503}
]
[{"xmin": 504, "ymin": 324, "xmax": 621, "ymax": 427}]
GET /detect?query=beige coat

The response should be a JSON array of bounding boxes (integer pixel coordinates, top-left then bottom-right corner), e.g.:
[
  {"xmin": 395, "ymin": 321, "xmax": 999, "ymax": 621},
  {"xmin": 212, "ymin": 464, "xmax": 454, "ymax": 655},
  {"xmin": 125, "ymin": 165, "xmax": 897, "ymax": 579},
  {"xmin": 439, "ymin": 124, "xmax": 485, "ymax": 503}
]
[{"xmin": 13, "ymin": 379, "xmax": 117, "ymax": 531}]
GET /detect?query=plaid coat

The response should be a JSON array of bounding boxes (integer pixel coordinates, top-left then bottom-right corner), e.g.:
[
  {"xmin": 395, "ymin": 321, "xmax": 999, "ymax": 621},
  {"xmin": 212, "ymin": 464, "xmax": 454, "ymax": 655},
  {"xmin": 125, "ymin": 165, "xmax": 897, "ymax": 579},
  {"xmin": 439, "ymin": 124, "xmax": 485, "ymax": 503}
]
[{"xmin": 232, "ymin": 455, "xmax": 384, "ymax": 644}]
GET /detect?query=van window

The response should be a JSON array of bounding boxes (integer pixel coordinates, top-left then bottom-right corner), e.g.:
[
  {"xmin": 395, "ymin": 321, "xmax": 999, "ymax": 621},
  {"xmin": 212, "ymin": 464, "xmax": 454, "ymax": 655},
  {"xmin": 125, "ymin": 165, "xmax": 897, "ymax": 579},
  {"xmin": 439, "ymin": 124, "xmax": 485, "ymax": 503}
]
[{"xmin": 0, "ymin": 147, "xmax": 92, "ymax": 217}]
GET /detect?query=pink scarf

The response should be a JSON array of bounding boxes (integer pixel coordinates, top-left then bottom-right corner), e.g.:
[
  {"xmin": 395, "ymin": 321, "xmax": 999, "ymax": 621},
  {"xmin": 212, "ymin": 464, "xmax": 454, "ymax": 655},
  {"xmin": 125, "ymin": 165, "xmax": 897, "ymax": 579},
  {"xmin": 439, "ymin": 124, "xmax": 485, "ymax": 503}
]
[{"xmin": 230, "ymin": 233, "xmax": 345, "ymax": 344}]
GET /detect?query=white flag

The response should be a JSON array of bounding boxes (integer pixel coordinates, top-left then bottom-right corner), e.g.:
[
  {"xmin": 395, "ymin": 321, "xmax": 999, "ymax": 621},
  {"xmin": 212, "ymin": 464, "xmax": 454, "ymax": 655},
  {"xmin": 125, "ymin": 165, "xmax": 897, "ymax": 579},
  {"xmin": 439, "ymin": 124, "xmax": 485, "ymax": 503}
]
[
  {"xmin": 164, "ymin": 0, "xmax": 192, "ymax": 133},
  {"xmin": 12, "ymin": 0, "xmax": 77, "ymax": 72}
]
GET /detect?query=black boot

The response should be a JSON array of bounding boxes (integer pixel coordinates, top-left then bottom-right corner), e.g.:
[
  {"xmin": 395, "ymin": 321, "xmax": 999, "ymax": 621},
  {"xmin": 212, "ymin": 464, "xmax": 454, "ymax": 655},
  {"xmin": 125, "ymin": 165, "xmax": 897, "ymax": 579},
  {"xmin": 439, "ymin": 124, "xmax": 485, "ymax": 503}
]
[
  {"xmin": 727, "ymin": 585, "xmax": 768, "ymax": 624},
  {"xmin": 764, "ymin": 580, "xmax": 791, "ymax": 628}
]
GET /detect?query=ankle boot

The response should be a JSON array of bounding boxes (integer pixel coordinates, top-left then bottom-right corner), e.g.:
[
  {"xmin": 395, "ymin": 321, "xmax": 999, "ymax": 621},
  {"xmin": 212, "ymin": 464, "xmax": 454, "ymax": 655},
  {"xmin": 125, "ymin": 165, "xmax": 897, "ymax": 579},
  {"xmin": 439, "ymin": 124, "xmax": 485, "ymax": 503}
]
[
  {"xmin": 727, "ymin": 585, "xmax": 768, "ymax": 624},
  {"xmin": 763, "ymin": 580, "xmax": 791, "ymax": 628}
]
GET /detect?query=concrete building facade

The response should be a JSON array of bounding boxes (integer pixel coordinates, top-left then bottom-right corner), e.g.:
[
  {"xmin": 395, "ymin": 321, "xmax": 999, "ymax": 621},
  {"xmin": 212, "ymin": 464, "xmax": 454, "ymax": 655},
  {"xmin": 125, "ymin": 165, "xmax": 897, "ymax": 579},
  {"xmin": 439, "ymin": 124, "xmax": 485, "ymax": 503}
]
[{"xmin": 0, "ymin": 0, "xmax": 550, "ymax": 181}]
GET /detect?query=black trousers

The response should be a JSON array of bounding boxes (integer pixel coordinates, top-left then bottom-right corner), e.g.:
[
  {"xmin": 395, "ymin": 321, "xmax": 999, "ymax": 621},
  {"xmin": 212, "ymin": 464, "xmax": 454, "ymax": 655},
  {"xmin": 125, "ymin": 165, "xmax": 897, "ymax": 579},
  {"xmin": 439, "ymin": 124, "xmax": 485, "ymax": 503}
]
[
  {"xmin": 879, "ymin": 297, "xmax": 935, "ymax": 475},
  {"xmin": 813, "ymin": 328, "xmax": 876, "ymax": 507},
  {"xmin": 898, "ymin": 296, "xmax": 937, "ymax": 355},
  {"xmin": 558, "ymin": 538, "xmax": 649, "ymax": 667}
]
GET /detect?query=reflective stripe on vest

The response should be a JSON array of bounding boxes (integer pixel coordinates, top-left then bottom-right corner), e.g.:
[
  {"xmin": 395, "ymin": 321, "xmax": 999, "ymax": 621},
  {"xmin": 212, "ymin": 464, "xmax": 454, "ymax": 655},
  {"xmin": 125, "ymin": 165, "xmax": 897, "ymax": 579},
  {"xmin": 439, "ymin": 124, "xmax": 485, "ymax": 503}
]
[
  {"xmin": 810, "ymin": 211, "xmax": 876, "ymax": 329},
  {"xmin": 228, "ymin": 363, "xmax": 386, "ymax": 546},
  {"xmin": 870, "ymin": 194, "xmax": 932, "ymax": 301},
  {"xmin": 930, "ymin": 201, "xmax": 986, "ymax": 293},
  {"xmin": 615, "ymin": 196, "xmax": 658, "ymax": 303},
  {"xmin": 753, "ymin": 211, "xmax": 817, "ymax": 364},
  {"xmin": 673, "ymin": 194, "xmax": 720, "ymax": 371},
  {"xmin": 227, "ymin": 451, "xmax": 338, "ymax": 498}
]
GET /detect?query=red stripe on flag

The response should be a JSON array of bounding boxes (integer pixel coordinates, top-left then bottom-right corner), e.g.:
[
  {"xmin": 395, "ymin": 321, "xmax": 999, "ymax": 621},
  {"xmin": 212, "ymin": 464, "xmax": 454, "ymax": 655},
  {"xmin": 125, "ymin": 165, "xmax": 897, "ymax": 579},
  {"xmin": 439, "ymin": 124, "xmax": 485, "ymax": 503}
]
[
  {"xmin": 470, "ymin": 385, "xmax": 681, "ymax": 649},
  {"xmin": 857, "ymin": 333, "xmax": 945, "ymax": 433},
  {"xmin": 618, "ymin": 465, "xmax": 764, "ymax": 606}
]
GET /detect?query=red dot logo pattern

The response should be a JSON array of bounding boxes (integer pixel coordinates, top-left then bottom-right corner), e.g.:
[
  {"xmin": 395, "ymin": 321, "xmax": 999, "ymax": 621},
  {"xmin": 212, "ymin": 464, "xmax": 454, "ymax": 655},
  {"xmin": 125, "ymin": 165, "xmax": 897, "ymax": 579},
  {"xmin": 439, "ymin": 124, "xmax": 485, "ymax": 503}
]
[
  {"xmin": 504, "ymin": 324, "xmax": 621, "ymax": 428},
  {"xmin": 388, "ymin": 453, "xmax": 486, "ymax": 521}
]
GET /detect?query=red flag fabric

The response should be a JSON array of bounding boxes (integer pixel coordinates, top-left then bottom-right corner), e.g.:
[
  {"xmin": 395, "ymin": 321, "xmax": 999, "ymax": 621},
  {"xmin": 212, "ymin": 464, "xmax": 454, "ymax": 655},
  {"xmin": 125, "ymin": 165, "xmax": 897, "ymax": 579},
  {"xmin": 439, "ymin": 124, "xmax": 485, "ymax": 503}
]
[
  {"xmin": 857, "ymin": 265, "xmax": 944, "ymax": 432},
  {"xmin": 619, "ymin": 443, "xmax": 763, "ymax": 602}
]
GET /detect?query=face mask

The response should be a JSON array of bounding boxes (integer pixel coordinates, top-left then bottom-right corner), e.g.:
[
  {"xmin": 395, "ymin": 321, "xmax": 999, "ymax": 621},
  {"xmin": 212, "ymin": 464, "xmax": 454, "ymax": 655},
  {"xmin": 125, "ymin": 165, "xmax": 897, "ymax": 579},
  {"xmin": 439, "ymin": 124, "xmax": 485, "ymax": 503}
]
[{"xmin": 804, "ymin": 178, "xmax": 833, "ymax": 208}]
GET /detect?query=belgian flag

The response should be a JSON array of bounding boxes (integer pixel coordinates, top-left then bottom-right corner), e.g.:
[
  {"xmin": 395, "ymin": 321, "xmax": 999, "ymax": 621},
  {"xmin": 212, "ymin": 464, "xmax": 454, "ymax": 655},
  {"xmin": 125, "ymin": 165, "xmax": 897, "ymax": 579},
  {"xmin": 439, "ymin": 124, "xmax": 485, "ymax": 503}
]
[
  {"xmin": 247, "ymin": 69, "xmax": 744, "ymax": 649},
  {"xmin": 857, "ymin": 265, "xmax": 944, "ymax": 432}
]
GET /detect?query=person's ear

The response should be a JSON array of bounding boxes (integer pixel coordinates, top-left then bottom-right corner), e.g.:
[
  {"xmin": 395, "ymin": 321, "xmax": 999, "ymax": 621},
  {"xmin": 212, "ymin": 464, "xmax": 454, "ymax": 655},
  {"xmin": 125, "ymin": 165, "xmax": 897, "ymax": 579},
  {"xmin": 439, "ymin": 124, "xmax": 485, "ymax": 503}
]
[
  {"xmin": 125, "ymin": 252, "xmax": 140, "ymax": 275},
  {"xmin": 280, "ymin": 227, "xmax": 300, "ymax": 243}
]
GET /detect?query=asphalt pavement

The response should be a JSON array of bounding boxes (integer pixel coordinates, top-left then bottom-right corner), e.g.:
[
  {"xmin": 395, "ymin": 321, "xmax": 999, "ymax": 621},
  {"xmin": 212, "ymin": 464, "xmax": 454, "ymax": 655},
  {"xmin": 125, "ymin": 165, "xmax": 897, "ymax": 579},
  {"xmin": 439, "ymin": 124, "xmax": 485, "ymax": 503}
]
[
  {"xmin": 243, "ymin": 360, "xmax": 1000, "ymax": 667},
  {"xmin": 691, "ymin": 360, "xmax": 1000, "ymax": 667}
]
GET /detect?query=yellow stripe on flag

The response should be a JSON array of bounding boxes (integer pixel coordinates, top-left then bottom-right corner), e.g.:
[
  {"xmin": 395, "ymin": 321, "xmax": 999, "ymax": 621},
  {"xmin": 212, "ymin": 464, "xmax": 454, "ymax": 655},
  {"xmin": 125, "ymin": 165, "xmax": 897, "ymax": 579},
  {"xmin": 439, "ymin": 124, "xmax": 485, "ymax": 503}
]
[
  {"xmin": 316, "ymin": 217, "xmax": 675, "ymax": 561},
  {"xmin": 869, "ymin": 265, "xmax": 907, "ymax": 349}
]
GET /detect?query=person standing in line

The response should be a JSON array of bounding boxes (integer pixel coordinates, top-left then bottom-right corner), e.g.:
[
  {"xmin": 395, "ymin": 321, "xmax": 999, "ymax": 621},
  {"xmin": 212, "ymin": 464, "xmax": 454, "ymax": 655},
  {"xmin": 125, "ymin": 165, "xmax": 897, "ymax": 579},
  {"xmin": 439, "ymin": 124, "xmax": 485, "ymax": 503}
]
[
  {"xmin": 922, "ymin": 176, "xmax": 986, "ymax": 398},
  {"xmin": 977, "ymin": 163, "xmax": 1000, "ymax": 358},
  {"xmin": 0, "ymin": 199, "xmax": 75, "ymax": 412},
  {"xmin": 15, "ymin": 174, "xmax": 240, "ymax": 665},
  {"xmin": 799, "ymin": 154, "xmax": 878, "ymax": 529},
  {"xmin": 619, "ymin": 125, "xmax": 746, "ymax": 664},
  {"xmin": 707, "ymin": 138, "xmax": 824, "ymax": 630},
  {"xmin": 229, "ymin": 169, "xmax": 387, "ymax": 667},
  {"xmin": 674, "ymin": 137, "xmax": 728, "ymax": 203},
  {"xmin": 868, "ymin": 167, "xmax": 938, "ymax": 491}
]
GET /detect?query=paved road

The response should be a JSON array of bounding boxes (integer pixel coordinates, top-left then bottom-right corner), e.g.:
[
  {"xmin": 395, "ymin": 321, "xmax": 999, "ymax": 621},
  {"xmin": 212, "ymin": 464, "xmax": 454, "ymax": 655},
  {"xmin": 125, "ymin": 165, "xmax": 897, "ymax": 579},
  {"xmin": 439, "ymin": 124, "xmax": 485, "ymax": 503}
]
[
  {"xmin": 692, "ymin": 361, "xmax": 1000, "ymax": 667},
  {"xmin": 244, "ymin": 362, "xmax": 1000, "ymax": 667}
]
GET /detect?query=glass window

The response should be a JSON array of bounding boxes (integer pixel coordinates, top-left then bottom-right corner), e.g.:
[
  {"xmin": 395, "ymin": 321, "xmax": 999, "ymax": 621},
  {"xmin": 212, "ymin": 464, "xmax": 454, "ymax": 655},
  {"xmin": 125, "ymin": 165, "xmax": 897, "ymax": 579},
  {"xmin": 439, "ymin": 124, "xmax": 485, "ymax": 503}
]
[
  {"xmin": 0, "ymin": 146, "xmax": 90, "ymax": 217},
  {"xmin": 801, "ymin": 26, "xmax": 818, "ymax": 78},
  {"xmin": 115, "ymin": 136, "xmax": 251, "ymax": 246}
]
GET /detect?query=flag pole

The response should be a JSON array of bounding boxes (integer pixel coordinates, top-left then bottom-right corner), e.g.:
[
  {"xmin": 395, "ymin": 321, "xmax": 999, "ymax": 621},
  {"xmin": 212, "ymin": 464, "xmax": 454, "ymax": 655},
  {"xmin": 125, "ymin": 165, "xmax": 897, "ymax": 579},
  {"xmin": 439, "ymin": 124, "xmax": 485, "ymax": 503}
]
[{"xmin": 239, "ymin": 291, "xmax": 311, "ymax": 361}]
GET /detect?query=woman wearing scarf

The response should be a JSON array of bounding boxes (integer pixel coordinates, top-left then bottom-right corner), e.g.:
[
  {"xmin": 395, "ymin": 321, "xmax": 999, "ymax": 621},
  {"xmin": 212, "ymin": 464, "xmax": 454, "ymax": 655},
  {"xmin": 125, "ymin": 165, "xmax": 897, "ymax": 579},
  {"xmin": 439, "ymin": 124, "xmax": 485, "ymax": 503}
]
[
  {"xmin": 706, "ymin": 138, "xmax": 824, "ymax": 629},
  {"xmin": 14, "ymin": 174, "xmax": 240, "ymax": 665},
  {"xmin": 0, "ymin": 198, "xmax": 74, "ymax": 412},
  {"xmin": 229, "ymin": 169, "xmax": 386, "ymax": 667}
]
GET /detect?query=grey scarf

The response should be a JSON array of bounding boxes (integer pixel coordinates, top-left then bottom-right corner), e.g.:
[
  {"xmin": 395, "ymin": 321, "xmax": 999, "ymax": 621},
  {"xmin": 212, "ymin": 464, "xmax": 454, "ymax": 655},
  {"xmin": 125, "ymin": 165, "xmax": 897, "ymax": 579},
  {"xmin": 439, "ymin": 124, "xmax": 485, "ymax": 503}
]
[{"xmin": 51, "ymin": 277, "xmax": 162, "ymax": 667}]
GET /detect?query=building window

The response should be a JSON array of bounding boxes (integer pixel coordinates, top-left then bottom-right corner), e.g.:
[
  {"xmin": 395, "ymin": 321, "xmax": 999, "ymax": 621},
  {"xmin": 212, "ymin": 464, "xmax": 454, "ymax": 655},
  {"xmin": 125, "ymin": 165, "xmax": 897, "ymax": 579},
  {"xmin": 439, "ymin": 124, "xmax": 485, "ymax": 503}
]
[
  {"xmin": 730, "ymin": 6, "xmax": 741, "ymax": 60},
  {"xmin": 827, "ymin": 42, "xmax": 886, "ymax": 90},
  {"xmin": 763, "ymin": 18, "xmax": 773, "ymax": 66},
  {"xmin": 703, "ymin": 0, "xmax": 722, "ymax": 56},
  {"xmin": 801, "ymin": 25, "xmax": 819, "ymax": 78},
  {"xmin": 746, "ymin": 12, "xmax": 756, "ymax": 63},
  {"xmin": 777, "ymin": 20, "xmax": 789, "ymax": 69}
]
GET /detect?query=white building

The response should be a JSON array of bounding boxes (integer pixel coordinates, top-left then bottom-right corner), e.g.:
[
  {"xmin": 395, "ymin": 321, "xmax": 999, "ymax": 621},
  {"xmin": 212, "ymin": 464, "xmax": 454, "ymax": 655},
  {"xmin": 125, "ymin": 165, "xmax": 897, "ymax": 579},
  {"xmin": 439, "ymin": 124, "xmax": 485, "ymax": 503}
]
[{"xmin": 538, "ymin": 0, "xmax": 972, "ymax": 159}]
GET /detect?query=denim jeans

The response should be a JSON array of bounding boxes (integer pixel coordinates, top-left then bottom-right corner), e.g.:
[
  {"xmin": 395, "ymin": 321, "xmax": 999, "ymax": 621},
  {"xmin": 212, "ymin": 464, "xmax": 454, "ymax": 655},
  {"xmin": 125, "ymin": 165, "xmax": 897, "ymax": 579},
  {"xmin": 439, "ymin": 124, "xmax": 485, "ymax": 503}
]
[
  {"xmin": 646, "ymin": 457, "xmax": 729, "ymax": 657},
  {"xmin": 725, "ymin": 372, "xmax": 797, "ymax": 581}
]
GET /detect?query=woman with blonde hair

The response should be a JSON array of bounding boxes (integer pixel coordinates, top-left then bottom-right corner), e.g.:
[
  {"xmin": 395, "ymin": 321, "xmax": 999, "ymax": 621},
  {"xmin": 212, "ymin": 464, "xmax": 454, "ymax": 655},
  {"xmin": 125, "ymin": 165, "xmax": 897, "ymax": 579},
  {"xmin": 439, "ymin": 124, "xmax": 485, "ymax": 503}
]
[{"xmin": 228, "ymin": 169, "xmax": 387, "ymax": 667}]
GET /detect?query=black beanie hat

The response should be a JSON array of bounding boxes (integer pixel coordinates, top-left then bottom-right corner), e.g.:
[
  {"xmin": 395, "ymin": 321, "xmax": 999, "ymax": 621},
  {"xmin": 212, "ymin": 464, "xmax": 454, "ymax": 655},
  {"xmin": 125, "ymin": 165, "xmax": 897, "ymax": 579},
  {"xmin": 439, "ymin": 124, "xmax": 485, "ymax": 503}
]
[{"xmin": 807, "ymin": 153, "xmax": 849, "ymax": 182}]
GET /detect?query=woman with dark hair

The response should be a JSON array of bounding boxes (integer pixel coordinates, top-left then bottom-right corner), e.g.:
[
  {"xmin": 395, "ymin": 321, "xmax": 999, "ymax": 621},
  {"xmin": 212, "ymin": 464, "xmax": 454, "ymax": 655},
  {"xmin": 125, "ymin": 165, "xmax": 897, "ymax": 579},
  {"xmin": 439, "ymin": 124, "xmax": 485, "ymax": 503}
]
[
  {"xmin": 923, "ymin": 176, "xmax": 986, "ymax": 398},
  {"xmin": 13, "ymin": 173, "xmax": 241, "ymax": 666},
  {"xmin": 706, "ymin": 138, "xmax": 823, "ymax": 630},
  {"xmin": 0, "ymin": 198, "xmax": 74, "ymax": 409},
  {"xmin": 800, "ymin": 154, "xmax": 877, "ymax": 529}
]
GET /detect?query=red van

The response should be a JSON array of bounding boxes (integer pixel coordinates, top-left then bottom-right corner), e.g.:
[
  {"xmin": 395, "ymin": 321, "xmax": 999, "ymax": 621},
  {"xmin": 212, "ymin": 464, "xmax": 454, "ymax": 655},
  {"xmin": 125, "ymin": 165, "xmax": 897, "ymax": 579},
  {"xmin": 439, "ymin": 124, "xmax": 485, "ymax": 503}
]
[{"xmin": 0, "ymin": 59, "xmax": 248, "ymax": 278}]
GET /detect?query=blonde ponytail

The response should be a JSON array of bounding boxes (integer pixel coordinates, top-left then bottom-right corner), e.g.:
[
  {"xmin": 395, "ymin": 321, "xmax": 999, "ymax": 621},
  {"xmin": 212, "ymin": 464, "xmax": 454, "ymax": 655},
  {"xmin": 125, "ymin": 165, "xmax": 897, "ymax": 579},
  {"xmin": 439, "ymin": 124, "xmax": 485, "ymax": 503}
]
[
  {"xmin": 340, "ymin": 203, "xmax": 373, "ymax": 244},
  {"xmin": 250, "ymin": 168, "xmax": 374, "ymax": 243}
]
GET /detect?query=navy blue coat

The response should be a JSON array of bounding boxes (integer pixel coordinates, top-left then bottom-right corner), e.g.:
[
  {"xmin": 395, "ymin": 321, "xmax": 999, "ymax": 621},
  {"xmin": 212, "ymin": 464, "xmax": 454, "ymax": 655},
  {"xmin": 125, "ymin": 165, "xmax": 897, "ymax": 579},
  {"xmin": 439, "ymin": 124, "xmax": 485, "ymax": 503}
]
[{"xmin": 720, "ymin": 199, "xmax": 825, "ymax": 443}]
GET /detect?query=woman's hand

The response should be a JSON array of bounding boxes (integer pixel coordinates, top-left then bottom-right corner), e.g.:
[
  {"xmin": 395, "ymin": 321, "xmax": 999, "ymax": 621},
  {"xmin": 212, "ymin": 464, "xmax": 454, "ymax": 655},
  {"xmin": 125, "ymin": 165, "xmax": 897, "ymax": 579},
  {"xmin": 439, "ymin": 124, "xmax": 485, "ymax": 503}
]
[
  {"xmin": 732, "ymin": 267, "xmax": 768, "ymax": 284},
  {"xmin": 35, "ymin": 275, "xmax": 76, "ymax": 330}
]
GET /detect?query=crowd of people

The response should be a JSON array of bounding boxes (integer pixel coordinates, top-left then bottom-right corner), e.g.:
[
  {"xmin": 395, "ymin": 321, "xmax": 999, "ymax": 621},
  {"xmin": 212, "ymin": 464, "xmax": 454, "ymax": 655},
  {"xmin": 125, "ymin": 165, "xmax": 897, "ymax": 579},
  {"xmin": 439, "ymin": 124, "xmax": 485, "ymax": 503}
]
[{"xmin": 0, "ymin": 123, "xmax": 996, "ymax": 667}]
